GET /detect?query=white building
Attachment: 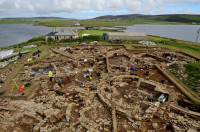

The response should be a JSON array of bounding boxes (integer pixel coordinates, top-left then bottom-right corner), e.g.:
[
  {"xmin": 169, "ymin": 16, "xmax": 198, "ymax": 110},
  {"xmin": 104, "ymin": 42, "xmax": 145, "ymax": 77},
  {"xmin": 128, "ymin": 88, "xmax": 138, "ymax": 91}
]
[{"xmin": 45, "ymin": 28, "xmax": 78, "ymax": 41}]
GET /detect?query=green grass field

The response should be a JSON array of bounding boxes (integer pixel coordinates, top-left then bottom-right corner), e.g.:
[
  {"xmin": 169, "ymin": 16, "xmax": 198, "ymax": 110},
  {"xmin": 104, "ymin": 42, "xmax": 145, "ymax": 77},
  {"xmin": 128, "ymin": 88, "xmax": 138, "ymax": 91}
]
[
  {"xmin": 0, "ymin": 18, "xmax": 138, "ymax": 27},
  {"xmin": 0, "ymin": 18, "xmax": 187, "ymax": 27},
  {"xmin": 2, "ymin": 14, "xmax": 200, "ymax": 27},
  {"xmin": 184, "ymin": 62, "xmax": 200, "ymax": 92},
  {"xmin": 148, "ymin": 35, "xmax": 172, "ymax": 41},
  {"xmin": 2, "ymin": 13, "xmax": 200, "ymax": 28}
]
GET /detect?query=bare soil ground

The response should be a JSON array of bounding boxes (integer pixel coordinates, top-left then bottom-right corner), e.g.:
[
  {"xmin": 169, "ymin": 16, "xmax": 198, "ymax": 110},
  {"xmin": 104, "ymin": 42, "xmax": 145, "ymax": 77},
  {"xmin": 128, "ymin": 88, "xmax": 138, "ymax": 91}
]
[{"xmin": 0, "ymin": 46, "xmax": 199, "ymax": 132}]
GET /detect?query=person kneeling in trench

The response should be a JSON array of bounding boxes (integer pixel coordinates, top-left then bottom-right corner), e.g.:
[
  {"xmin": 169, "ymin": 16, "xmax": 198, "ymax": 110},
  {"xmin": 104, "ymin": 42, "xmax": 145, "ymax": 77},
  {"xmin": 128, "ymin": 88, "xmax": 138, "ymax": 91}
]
[
  {"xmin": 146, "ymin": 70, "xmax": 149, "ymax": 76},
  {"xmin": 58, "ymin": 77, "xmax": 63, "ymax": 87}
]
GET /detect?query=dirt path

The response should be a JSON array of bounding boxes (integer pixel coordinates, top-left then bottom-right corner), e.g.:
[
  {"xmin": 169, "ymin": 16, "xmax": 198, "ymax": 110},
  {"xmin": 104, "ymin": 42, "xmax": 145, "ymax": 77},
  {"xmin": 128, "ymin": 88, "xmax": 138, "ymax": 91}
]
[
  {"xmin": 0, "ymin": 46, "xmax": 49, "ymax": 96},
  {"xmin": 155, "ymin": 64, "xmax": 200, "ymax": 104},
  {"xmin": 1, "ymin": 64, "xmax": 24, "ymax": 94}
]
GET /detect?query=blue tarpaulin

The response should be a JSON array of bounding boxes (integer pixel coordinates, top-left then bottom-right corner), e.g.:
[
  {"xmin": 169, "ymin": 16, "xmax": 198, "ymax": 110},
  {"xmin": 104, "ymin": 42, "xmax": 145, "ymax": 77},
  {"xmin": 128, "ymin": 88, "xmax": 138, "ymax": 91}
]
[
  {"xmin": 131, "ymin": 67, "xmax": 136, "ymax": 70},
  {"xmin": 103, "ymin": 33, "xmax": 107, "ymax": 39}
]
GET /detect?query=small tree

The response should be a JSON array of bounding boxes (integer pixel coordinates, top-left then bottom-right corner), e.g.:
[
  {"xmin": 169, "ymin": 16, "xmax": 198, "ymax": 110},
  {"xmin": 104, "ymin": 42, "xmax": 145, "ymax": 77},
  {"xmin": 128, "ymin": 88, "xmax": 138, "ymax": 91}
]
[
  {"xmin": 47, "ymin": 37, "xmax": 55, "ymax": 45},
  {"xmin": 47, "ymin": 37, "xmax": 54, "ymax": 43}
]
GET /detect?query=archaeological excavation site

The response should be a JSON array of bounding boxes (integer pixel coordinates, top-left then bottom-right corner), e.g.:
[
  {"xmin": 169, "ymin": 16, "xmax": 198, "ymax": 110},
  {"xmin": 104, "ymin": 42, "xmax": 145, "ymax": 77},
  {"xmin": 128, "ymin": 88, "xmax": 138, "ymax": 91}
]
[{"xmin": 0, "ymin": 45, "xmax": 200, "ymax": 132}]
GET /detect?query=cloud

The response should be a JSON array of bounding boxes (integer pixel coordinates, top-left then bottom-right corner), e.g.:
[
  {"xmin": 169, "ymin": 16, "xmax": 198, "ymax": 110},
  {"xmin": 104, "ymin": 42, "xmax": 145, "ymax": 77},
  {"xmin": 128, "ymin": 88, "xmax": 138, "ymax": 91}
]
[
  {"xmin": 125, "ymin": 0, "xmax": 141, "ymax": 12},
  {"xmin": 0, "ymin": 0, "xmax": 200, "ymax": 17},
  {"xmin": 87, "ymin": 16, "xmax": 95, "ymax": 19},
  {"xmin": 106, "ymin": 0, "xmax": 124, "ymax": 10},
  {"xmin": 156, "ymin": 7, "xmax": 166, "ymax": 14},
  {"xmin": 167, "ymin": 8, "xmax": 200, "ymax": 14},
  {"xmin": 92, "ymin": 0, "xmax": 104, "ymax": 11}
]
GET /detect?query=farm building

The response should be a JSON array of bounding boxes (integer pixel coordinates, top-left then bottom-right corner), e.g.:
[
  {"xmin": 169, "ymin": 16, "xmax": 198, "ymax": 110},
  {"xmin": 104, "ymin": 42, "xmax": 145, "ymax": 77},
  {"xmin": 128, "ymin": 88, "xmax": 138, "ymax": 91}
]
[
  {"xmin": 45, "ymin": 28, "xmax": 78, "ymax": 41},
  {"xmin": 107, "ymin": 32, "xmax": 147, "ymax": 40},
  {"xmin": 74, "ymin": 22, "xmax": 80, "ymax": 26}
]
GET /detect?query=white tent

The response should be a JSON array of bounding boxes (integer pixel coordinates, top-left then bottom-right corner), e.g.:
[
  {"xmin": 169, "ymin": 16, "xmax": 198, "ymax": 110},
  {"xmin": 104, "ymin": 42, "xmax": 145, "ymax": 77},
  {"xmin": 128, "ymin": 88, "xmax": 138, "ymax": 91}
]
[{"xmin": 0, "ymin": 50, "xmax": 14, "ymax": 59}]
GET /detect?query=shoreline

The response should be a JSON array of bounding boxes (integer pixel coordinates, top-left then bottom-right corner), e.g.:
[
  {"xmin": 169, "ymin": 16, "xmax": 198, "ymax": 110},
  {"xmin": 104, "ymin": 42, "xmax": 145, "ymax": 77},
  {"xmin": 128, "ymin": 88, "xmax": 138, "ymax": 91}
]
[
  {"xmin": 1, "ymin": 23, "xmax": 200, "ymax": 48},
  {"xmin": 1, "ymin": 34, "xmax": 199, "ymax": 50}
]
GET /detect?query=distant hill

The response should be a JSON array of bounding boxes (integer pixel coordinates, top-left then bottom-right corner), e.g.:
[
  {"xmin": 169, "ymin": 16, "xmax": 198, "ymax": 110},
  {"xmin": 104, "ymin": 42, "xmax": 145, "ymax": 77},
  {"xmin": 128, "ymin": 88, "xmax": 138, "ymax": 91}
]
[
  {"xmin": 1, "ymin": 14, "xmax": 200, "ymax": 27},
  {"xmin": 94, "ymin": 14, "xmax": 200, "ymax": 23}
]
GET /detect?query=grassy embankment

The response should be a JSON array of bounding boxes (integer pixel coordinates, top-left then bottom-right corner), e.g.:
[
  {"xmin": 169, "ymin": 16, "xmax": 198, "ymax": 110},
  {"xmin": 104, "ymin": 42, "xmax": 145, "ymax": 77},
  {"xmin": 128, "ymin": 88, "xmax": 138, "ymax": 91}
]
[
  {"xmin": 184, "ymin": 62, "xmax": 200, "ymax": 92},
  {"xmin": 147, "ymin": 35, "xmax": 200, "ymax": 101},
  {"xmin": 20, "ymin": 45, "xmax": 51, "ymax": 96},
  {"xmin": 2, "ymin": 36, "xmax": 46, "ymax": 50},
  {"xmin": 148, "ymin": 35, "xmax": 200, "ymax": 59},
  {"xmin": 1, "ymin": 44, "xmax": 51, "ymax": 97},
  {"xmin": 156, "ymin": 64, "xmax": 200, "ymax": 104},
  {"xmin": 171, "ymin": 62, "xmax": 200, "ymax": 94},
  {"xmin": 0, "ymin": 36, "xmax": 48, "ymax": 70},
  {"xmin": 166, "ymin": 62, "xmax": 200, "ymax": 104}
]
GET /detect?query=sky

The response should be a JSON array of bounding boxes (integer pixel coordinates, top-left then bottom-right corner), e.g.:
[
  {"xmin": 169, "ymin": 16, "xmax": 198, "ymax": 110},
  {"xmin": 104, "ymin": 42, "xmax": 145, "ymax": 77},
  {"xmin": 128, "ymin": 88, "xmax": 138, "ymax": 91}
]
[{"xmin": 0, "ymin": 0, "xmax": 200, "ymax": 19}]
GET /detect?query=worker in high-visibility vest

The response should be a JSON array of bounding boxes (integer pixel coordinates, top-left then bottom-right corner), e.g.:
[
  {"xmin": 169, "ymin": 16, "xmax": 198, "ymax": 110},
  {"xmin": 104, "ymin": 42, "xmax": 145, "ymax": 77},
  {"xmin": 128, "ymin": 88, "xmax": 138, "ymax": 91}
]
[
  {"xmin": 27, "ymin": 58, "xmax": 32, "ymax": 62},
  {"xmin": 80, "ymin": 82, "xmax": 85, "ymax": 87},
  {"xmin": 49, "ymin": 71, "xmax": 53, "ymax": 81},
  {"xmin": 154, "ymin": 101, "xmax": 160, "ymax": 107},
  {"xmin": 12, "ymin": 79, "xmax": 19, "ymax": 92}
]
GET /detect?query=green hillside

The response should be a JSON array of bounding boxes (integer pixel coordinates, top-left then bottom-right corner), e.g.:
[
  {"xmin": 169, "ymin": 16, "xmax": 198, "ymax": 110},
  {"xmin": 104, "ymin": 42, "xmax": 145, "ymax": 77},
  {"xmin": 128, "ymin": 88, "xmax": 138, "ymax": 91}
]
[
  {"xmin": 0, "ymin": 14, "xmax": 200, "ymax": 27},
  {"xmin": 95, "ymin": 14, "xmax": 200, "ymax": 24}
]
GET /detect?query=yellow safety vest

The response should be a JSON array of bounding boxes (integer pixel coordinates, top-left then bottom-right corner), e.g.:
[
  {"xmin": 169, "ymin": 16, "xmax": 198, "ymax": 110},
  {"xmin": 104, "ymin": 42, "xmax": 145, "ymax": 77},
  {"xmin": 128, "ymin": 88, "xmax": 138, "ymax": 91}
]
[
  {"xmin": 49, "ymin": 71, "xmax": 52, "ymax": 77},
  {"xmin": 27, "ymin": 58, "xmax": 32, "ymax": 61}
]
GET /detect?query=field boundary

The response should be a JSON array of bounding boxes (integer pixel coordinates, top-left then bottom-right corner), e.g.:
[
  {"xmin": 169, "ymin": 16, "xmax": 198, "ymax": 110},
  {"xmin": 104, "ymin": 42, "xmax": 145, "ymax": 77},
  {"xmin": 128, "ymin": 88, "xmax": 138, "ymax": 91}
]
[{"xmin": 155, "ymin": 64, "xmax": 200, "ymax": 104}]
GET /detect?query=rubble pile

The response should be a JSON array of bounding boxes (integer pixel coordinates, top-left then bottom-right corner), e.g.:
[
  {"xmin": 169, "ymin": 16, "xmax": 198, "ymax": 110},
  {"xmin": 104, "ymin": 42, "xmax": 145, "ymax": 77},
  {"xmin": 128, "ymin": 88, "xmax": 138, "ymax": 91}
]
[
  {"xmin": 23, "ymin": 45, "xmax": 37, "ymax": 49},
  {"xmin": 138, "ymin": 41, "xmax": 156, "ymax": 45},
  {"xmin": 0, "ymin": 56, "xmax": 19, "ymax": 68}
]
